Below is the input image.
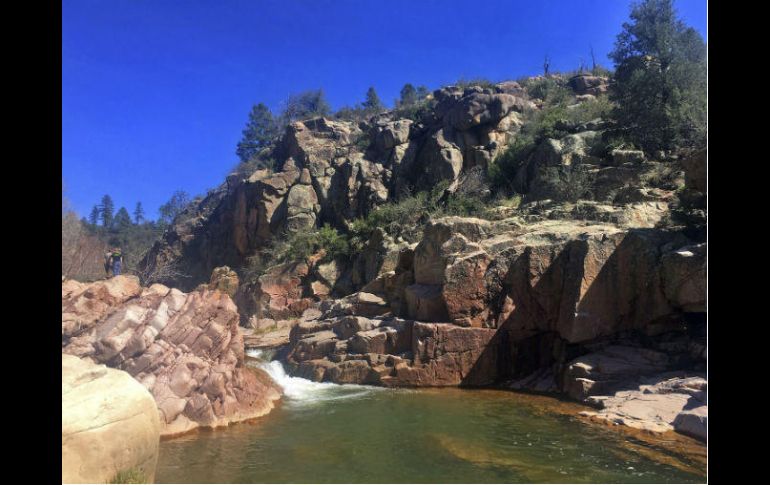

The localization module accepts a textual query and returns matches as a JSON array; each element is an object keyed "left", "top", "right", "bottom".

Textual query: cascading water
[{"left": 246, "top": 349, "right": 387, "bottom": 405}]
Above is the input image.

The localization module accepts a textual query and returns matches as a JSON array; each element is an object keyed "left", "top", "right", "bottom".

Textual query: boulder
[
  {"left": 62, "top": 354, "right": 160, "bottom": 484},
  {"left": 568, "top": 74, "right": 609, "bottom": 96},
  {"left": 62, "top": 279, "right": 282, "bottom": 436},
  {"left": 445, "top": 93, "right": 533, "bottom": 131},
  {"left": 208, "top": 266, "right": 239, "bottom": 298}
]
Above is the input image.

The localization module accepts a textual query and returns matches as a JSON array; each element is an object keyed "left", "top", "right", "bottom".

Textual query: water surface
[{"left": 156, "top": 358, "right": 706, "bottom": 483}]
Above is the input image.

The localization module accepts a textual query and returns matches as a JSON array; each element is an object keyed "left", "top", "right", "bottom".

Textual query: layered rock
[
  {"left": 62, "top": 275, "right": 281, "bottom": 436},
  {"left": 281, "top": 217, "right": 706, "bottom": 402},
  {"left": 62, "top": 354, "right": 160, "bottom": 483}
]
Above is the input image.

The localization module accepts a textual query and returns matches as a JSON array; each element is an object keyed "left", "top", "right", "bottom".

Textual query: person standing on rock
[
  {"left": 109, "top": 247, "right": 123, "bottom": 276},
  {"left": 103, "top": 250, "right": 113, "bottom": 278}
]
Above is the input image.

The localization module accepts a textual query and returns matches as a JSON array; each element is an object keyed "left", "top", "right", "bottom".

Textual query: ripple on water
[{"left": 157, "top": 360, "right": 706, "bottom": 484}]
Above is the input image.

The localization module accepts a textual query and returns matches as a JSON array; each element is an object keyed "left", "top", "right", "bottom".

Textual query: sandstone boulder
[{"left": 62, "top": 354, "right": 160, "bottom": 484}]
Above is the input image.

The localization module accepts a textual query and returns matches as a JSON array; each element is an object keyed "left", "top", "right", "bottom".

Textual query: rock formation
[
  {"left": 62, "top": 354, "right": 160, "bottom": 483},
  {"left": 130, "top": 79, "right": 706, "bottom": 440},
  {"left": 62, "top": 275, "right": 281, "bottom": 436}
]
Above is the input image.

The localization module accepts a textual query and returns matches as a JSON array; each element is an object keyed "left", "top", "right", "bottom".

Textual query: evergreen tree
[
  {"left": 609, "top": 0, "right": 706, "bottom": 152},
  {"left": 88, "top": 205, "right": 100, "bottom": 226},
  {"left": 113, "top": 207, "right": 133, "bottom": 231},
  {"left": 236, "top": 103, "right": 277, "bottom": 163},
  {"left": 416, "top": 85, "right": 430, "bottom": 100},
  {"left": 280, "top": 89, "right": 331, "bottom": 124},
  {"left": 133, "top": 202, "right": 145, "bottom": 224},
  {"left": 158, "top": 190, "right": 191, "bottom": 225},
  {"left": 399, "top": 84, "right": 418, "bottom": 107},
  {"left": 362, "top": 87, "right": 384, "bottom": 115},
  {"left": 100, "top": 195, "right": 115, "bottom": 228}
]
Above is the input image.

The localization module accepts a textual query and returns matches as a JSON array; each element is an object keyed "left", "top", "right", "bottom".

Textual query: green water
[{"left": 156, "top": 360, "right": 706, "bottom": 483}]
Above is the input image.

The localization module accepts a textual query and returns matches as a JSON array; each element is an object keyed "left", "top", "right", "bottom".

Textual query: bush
[
  {"left": 392, "top": 98, "right": 436, "bottom": 123},
  {"left": 539, "top": 166, "right": 595, "bottom": 203},
  {"left": 439, "top": 194, "right": 490, "bottom": 218},
  {"left": 563, "top": 96, "right": 614, "bottom": 126},
  {"left": 110, "top": 469, "right": 145, "bottom": 484},
  {"left": 280, "top": 224, "right": 350, "bottom": 264},
  {"left": 231, "top": 156, "right": 275, "bottom": 178},
  {"left": 488, "top": 135, "right": 537, "bottom": 193},
  {"left": 523, "top": 77, "right": 572, "bottom": 106},
  {"left": 455, "top": 77, "right": 496, "bottom": 89}
]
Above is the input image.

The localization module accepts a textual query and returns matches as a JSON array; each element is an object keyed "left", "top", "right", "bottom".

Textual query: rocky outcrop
[
  {"left": 62, "top": 275, "right": 281, "bottom": 436},
  {"left": 209, "top": 265, "right": 239, "bottom": 297},
  {"left": 281, "top": 217, "right": 706, "bottom": 402},
  {"left": 568, "top": 74, "right": 609, "bottom": 96},
  {"left": 577, "top": 370, "right": 707, "bottom": 442},
  {"left": 62, "top": 354, "right": 160, "bottom": 484},
  {"left": 139, "top": 84, "right": 534, "bottom": 296}
]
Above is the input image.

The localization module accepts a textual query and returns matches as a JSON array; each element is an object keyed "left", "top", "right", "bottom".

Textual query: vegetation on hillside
[{"left": 609, "top": 0, "right": 707, "bottom": 152}]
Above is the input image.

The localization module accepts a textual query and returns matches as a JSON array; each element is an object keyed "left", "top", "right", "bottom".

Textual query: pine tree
[
  {"left": 416, "top": 85, "right": 430, "bottom": 100},
  {"left": 113, "top": 207, "right": 133, "bottom": 231},
  {"left": 236, "top": 103, "right": 277, "bottom": 163},
  {"left": 280, "top": 89, "right": 331, "bottom": 124},
  {"left": 158, "top": 190, "right": 191, "bottom": 225},
  {"left": 100, "top": 195, "right": 115, "bottom": 228},
  {"left": 609, "top": 0, "right": 706, "bottom": 152},
  {"left": 88, "top": 205, "right": 100, "bottom": 226},
  {"left": 133, "top": 202, "right": 145, "bottom": 224},
  {"left": 399, "top": 84, "right": 418, "bottom": 107},
  {"left": 362, "top": 87, "right": 384, "bottom": 115}
]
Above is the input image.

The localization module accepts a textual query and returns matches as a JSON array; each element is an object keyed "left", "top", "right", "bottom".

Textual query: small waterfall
[{"left": 254, "top": 357, "right": 385, "bottom": 404}]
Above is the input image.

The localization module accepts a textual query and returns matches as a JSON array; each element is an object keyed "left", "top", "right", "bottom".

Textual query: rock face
[
  {"left": 139, "top": 84, "right": 533, "bottom": 296},
  {"left": 62, "top": 275, "right": 281, "bottom": 436},
  {"left": 62, "top": 354, "right": 160, "bottom": 484},
  {"left": 282, "top": 217, "right": 706, "bottom": 400},
  {"left": 129, "top": 78, "right": 706, "bottom": 440}
]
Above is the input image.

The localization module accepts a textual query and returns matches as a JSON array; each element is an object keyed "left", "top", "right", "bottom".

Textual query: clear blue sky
[{"left": 62, "top": 0, "right": 706, "bottom": 221}]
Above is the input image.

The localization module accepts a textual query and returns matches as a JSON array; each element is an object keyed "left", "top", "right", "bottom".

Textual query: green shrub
[
  {"left": 488, "top": 135, "right": 537, "bottom": 193},
  {"left": 440, "top": 194, "right": 489, "bottom": 217},
  {"left": 279, "top": 224, "right": 350, "bottom": 264},
  {"left": 563, "top": 96, "right": 614, "bottom": 126},
  {"left": 455, "top": 77, "right": 496, "bottom": 89},
  {"left": 524, "top": 77, "right": 572, "bottom": 106},
  {"left": 110, "top": 469, "right": 145, "bottom": 484},
  {"left": 392, "top": 98, "right": 436, "bottom": 123}
]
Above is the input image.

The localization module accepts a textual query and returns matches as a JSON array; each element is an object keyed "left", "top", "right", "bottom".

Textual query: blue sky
[{"left": 62, "top": 0, "right": 707, "bottom": 221}]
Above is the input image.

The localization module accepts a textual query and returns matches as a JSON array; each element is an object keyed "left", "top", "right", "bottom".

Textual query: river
[{"left": 156, "top": 352, "right": 706, "bottom": 483}]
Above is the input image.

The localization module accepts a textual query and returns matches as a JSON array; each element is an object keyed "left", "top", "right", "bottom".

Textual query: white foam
[
  {"left": 257, "top": 360, "right": 384, "bottom": 404},
  {"left": 245, "top": 348, "right": 266, "bottom": 359}
]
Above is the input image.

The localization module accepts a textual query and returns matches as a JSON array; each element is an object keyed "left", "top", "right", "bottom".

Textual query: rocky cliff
[{"left": 136, "top": 75, "right": 705, "bottom": 439}]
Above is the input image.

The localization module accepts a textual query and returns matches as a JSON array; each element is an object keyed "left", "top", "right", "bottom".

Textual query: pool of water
[{"left": 156, "top": 358, "right": 706, "bottom": 483}]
